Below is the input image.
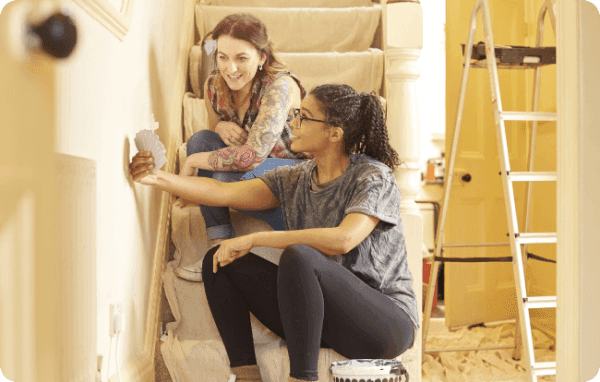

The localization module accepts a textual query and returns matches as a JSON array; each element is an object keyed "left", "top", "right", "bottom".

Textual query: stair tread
[
  {"left": 280, "top": 50, "right": 383, "bottom": 57},
  {"left": 279, "top": 50, "right": 385, "bottom": 95},
  {"left": 197, "top": 4, "right": 381, "bottom": 53},
  {"left": 202, "top": 0, "right": 374, "bottom": 8},
  {"left": 190, "top": 47, "right": 385, "bottom": 97}
]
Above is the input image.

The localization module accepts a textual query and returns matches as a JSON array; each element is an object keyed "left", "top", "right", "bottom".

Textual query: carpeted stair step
[
  {"left": 196, "top": 5, "right": 381, "bottom": 53},
  {"left": 201, "top": 0, "right": 374, "bottom": 8},
  {"left": 189, "top": 45, "right": 384, "bottom": 97},
  {"left": 161, "top": 336, "right": 349, "bottom": 382},
  {"left": 279, "top": 50, "right": 384, "bottom": 94}
]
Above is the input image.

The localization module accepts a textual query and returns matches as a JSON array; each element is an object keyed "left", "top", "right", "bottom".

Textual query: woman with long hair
[
  {"left": 177, "top": 13, "right": 311, "bottom": 281},
  {"left": 130, "top": 84, "right": 418, "bottom": 382}
]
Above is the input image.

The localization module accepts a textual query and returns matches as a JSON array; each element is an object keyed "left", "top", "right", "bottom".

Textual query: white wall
[
  {"left": 417, "top": 0, "right": 446, "bottom": 172},
  {"left": 54, "top": 0, "right": 192, "bottom": 377}
]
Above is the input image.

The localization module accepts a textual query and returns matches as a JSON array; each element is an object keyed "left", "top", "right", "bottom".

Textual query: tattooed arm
[{"left": 181, "top": 76, "right": 300, "bottom": 174}]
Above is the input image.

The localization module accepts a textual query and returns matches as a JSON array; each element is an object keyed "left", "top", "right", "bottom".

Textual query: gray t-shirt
[{"left": 259, "top": 154, "right": 419, "bottom": 329}]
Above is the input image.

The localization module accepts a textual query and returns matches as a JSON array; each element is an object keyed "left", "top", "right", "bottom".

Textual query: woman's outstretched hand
[
  {"left": 213, "top": 234, "right": 254, "bottom": 273},
  {"left": 129, "top": 151, "right": 157, "bottom": 185},
  {"left": 215, "top": 121, "right": 248, "bottom": 147}
]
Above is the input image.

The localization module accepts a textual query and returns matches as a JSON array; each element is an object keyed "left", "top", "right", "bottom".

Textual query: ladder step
[
  {"left": 507, "top": 171, "right": 557, "bottom": 182},
  {"left": 443, "top": 242, "right": 509, "bottom": 248},
  {"left": 500, "top": 111, "right": 557, "bottom": 121},
  {"left": 469, "top": 60, "right": 554, "bottom": 69},
  {"left": 515, "top": 232, "right": 557, "bottom": 244},
  {"left": 524, "top": 296, "right": 557, "bottom": 309},
  {"left": 532, "top": 361, "right": 557, "bottom": 376}
]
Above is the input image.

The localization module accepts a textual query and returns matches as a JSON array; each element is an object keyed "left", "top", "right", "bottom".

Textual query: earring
[{"left": 258, "top": 64, "right": 263, "bottom": 71}]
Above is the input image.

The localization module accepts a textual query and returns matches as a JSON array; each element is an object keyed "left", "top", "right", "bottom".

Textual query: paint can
[{"left": 329, "top": 359, "right": 408, "bottom": 382}]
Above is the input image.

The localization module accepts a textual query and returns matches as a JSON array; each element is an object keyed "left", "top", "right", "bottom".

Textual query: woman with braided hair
[{"left": 129, "top": 83, "right": 418, "bottom": 382}]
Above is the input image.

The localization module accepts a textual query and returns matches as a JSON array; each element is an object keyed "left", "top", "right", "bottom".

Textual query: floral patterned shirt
[{"left": 207, "top": 71, "right": 312, "bottom": 160}]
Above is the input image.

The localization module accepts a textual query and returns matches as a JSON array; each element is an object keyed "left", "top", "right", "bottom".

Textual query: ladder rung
[
  {"left": 532, "top": 361, "right": 557, "bottom": 376},
  {"left": 442, "top": 242, "right": 509, "bottom": 248},
  {"left": 515, "top": 232, "right": 557, "bottom": 244},
  {"left": 524, "top": 296, "right": 557, "bottom": 309},
  {"left": 469, "top": 60, "right": 554, "bottom": 69},
  {"left": 507, "top": 171, "right": 557, "bottom": 182},
  {"left": 500, "top": 111, "right": 557, "bottom": 121}
]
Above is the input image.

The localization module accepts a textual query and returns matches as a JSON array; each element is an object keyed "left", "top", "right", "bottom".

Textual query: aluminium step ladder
[{"left": 421, "top": 0, "right": 557, "bottom": 381}]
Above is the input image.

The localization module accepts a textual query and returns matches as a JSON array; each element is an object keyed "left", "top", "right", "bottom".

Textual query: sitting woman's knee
[
  {"left": 279, "top": 244, "right": 319, "bottom": 271},
  {"left": 201, "top": 246, "right": 219, "bottom": 280},
  {"left": 187, "top": 130, "right": 219, "bottom": 156}
]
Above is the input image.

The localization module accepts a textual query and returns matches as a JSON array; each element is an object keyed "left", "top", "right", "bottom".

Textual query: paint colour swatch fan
[{"left": 134, "top": 129, "right": 167, "bottom": 174}]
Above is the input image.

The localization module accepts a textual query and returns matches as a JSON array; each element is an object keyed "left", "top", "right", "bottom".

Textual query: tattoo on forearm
[
  {"left": 247, "top": 78, "right": 293, "bottom": 158},
  {"left": 208, "top": 145, "right": 263, "bottom": 171},
  {"left": 207, "top": 77, "right": 295, "bottom": 171}
]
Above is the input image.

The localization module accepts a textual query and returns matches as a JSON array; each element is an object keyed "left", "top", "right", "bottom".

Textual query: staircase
[{"left": 161, "top": 1, "right": 424, "bottom": 381}]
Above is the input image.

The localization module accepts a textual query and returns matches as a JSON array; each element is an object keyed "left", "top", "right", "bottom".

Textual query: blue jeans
[{"left": 186, "top": 130, "right": 303, "bottom": 241}]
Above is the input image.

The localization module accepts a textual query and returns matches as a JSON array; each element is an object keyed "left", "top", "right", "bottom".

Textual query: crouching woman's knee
[{"left": 187, "top": 130, "right": 221, "bottom": 156}]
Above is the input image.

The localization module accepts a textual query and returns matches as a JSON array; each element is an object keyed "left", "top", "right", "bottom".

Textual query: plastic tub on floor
[{"left": 329, "top": 359, "right": 408, "bottom": 382}]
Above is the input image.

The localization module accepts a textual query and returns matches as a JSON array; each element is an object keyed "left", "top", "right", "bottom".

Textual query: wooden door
[
  {"left": 444, "top": 0, "right": 531, "bottom": 328},
  {"left": 0, "top": 1, "right": 61, "bottom": 380}
]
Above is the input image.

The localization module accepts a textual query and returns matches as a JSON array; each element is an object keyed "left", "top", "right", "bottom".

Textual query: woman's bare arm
[
  {"left": 155, "top": 172, "right": 279, "bottom": 210},
  {"left": 186, "top": 76, "right": 301, "bottom": 172},
  {"left": 212, "top": 213, "right": 381, "bottom": 271},
  {"left": 250, "top": 213, "right": 380, "bottom": 255},
  {"left": 130, "top": 153, "right": 280, "bottom": 210}
]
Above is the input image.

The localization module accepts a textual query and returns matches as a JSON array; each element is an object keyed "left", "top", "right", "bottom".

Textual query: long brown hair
[{"left": 203, "top": 13, "right": 287, "bottom": 88}]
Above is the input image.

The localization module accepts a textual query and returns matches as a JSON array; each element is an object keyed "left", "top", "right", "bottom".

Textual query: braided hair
[{"left": 309, "top": 84, "right": 400, "bottom": 171}]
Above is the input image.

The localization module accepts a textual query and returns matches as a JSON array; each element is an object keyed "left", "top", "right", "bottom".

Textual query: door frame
[{"left": 556, "top": 0, "right": 583, "bottom": 380}]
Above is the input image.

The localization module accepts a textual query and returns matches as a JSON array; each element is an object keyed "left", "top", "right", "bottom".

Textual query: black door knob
[
  {"left": 30, "top": 12, "right": 77, "bottom": 59},
  {"left": 462, "top": 173, "right": 472, "bottom": 182}
]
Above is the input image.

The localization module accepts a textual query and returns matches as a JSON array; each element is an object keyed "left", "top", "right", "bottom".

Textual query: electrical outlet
[
  {"left": 96, "top": 354, "right": 103, "bottom": 382},
  {"left": 109, "top": 302, "right": 123, "bottom": 337}
]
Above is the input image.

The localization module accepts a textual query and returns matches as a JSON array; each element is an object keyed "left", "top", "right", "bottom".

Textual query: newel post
[
  {"left": 384, "top": 1, "right": 423, "bottom": 380},
  {"left": 385, "top": 0, "right": 423, "bottom": 216}
]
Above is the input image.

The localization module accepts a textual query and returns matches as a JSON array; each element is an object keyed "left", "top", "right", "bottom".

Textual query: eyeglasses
[{"left": 288, "top": 108, "right": 328, "bottom": 127}]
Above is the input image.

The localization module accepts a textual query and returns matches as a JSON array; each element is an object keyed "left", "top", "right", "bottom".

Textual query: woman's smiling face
[{"left": 216, "top": 35, "right": 264, "bottom": 93}]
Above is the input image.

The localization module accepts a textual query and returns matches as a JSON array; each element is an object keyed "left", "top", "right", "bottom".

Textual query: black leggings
[{"left": 202, "top": 244, "right": 414, "bottom": 381}]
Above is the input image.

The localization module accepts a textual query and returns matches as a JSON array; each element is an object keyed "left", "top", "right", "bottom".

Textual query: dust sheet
[
  {"left": 423, "top": 323, "right": 555, "bottom": 382},
  {"left": 160, "top": 201, "right": 350, "bottom": 382}
]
